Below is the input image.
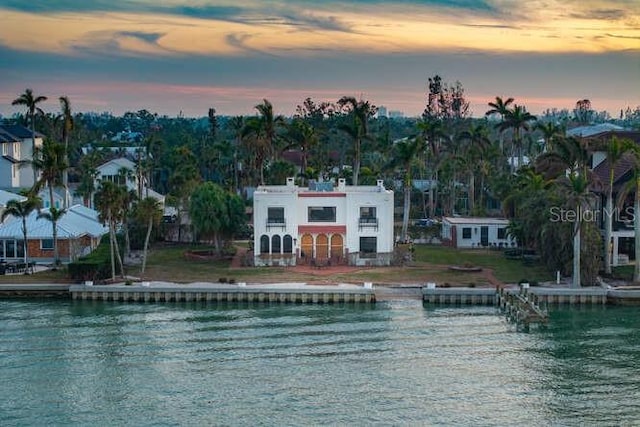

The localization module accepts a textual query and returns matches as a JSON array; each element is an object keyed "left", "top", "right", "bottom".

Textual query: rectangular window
[
  {"left": 267, "top": 207, "right": 285, "bottom": 223},
  {"left": 14, "top": 142, "right": 20, "bottom": 159},
  {"left": 360, "top": 206, "right": 376, "bottom": 218},
  {"left": 462, "top": 227, "right": 472, "bottom": 239},
  {"left": 308, "top": 206, "right": 336, "bottom": 222},
  {"left": 41, "top": 239, "right": 54, "bottom": 250},
  {"left": 360, "top": 237, "right": 377, "bottom": 254},
  {"left": 497, "top": 228, "right": 506, "bottom": 239},
  {"left": 2, "top": 144, "right": 7, "bottom": 155}
]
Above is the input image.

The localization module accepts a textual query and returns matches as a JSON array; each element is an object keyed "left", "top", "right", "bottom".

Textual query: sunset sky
[{"left": 1, "top": 0, "right": 638, "bottom": 118}]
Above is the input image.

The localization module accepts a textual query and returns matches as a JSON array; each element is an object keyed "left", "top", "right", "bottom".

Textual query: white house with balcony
[
  {"left": 253, "top": 177, "right": 394, "bottom": 267},
  {"left": 0, "top": 124, "right": 43, "bottom": 190}
]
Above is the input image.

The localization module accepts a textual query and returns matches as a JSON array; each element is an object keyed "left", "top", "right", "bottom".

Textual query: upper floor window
[
  {"left": 2, "top": 144, "right": 7, "bottom": 155},
  {"left": 308, "top": 206, "right": 336, "bottom": 222},
  {"left": 13, "top": 143, "right": 20, "bottom": 158},
  {"left": 360, "top": 206, "right": 376, "bottom": 219},
  {"left": 267, "top": 207, "right": 285, "bottom": 224}
]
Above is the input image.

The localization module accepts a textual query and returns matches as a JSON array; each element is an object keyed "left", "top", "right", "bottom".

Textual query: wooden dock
[{"left": 497, "top": 286, "right": 548, "bottom": 330}]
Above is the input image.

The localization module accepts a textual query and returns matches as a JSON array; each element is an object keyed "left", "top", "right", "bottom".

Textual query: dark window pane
[{"left": 308, "top": 207, "right": 336, "bottom": 222}]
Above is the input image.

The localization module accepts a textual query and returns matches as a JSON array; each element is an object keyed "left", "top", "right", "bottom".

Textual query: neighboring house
[
  {"left": 95, "top": 157, "right": 165, "bottom": 204},
  {"left": 0, "top": 189, "right": 26, "bottom": 221},
  {"left": 0, "top": 124, "right": 43, "bottom": 190},
  {"left": 441, "top": 217, "right": 515, "bottom": 249},
  {"left": 253, "top": 177, "right": 394, "bottom": 267},
  {"left": 0, "top": 204, "right": 108, "bottom": 263},
  {"left": 586, "top": 129, "right": 640, "bottom": 267}
]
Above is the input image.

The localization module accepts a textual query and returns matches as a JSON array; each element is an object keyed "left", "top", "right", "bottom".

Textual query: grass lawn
[
  {"left": 413, "top": 245, "right": 554, "bottom": 284},
  {"left": 0, "top": 243, "right": 555, "bottom": 286}
]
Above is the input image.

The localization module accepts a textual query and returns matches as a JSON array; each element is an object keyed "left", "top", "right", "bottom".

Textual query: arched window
[
  {"left": 283, "top": 235, "right": 293, "bottom": 253},
  {"left": 260, "top": 235, "right": 269, "bottom": 254},
  {"left": 271, "top": 235, "right": 281, "bottom": 254}
]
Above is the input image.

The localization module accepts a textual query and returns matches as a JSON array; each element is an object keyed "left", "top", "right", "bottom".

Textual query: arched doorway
[
  {"left": 301, "top": 234, "right": 313, "bottom": 259},
  {"left": 316, "top": 234, "right": 329, "bottom": 260},
  {"left": 330, "top": 234, "right": 344, "bottom": 260},
  {"left": 260, "top": 235, "right": 269, "bottom": 254},
  {"left": 271, "top": 235, "right": 281, "bottom": 254},
  {"left": 283, "top": 235, "right": 293, "bottom": 254}
]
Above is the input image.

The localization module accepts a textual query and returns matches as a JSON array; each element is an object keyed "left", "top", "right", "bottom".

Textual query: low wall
[{"left": 69, "top": 283, "right": 375, "bottom": 304}]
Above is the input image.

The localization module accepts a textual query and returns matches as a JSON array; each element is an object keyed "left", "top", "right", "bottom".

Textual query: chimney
[
  {"left": 286, "top": 177, "right": 295, "bottom": 187},
  {"left": 338, "top": 178, "right": 346, "bottom": 191}
]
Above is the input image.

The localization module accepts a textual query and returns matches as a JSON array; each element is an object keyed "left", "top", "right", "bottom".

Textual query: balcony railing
[
  {"left": 358, "top": 217, "right": 378, "bottom": 231},
  {"left": 266, "top": 218, "right": 286, "bottom": 230}
]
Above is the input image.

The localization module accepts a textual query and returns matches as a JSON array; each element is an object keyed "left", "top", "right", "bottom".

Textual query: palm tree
[
  {"left": 417, "top": 119, "right": 446, "bottom": 217},
  {"left": 500, "top": 105, "right": 536, "bottom": 171},
  {"left": 37, "top": 207, "right": 66, "bottom": 267},
  {"left": 59, "top": 96, "right": 74, "bottom": 208},
  {"left": 558, "top": 172, "right": 592, "bottom": 288},
  {"left": 1, "top": 197, "right": 41, "bottom": 271},
  {"left": 228, "top": 116, "right": 244, "bottom": 193},
  {"left": 254, "top": 99, "right": 285, "bottom": 175},
  {"left": 28, "top": 140, "right": 68, "bottom": 264},
  {"left": 460, "top": 123, "right": 491, "bottom": 213},
  {"left": 337, "top": 96, "right": 377, "bottom": 186},
  {"left": 12, "top": 89, "right": 47, "bottom": 184},
  {"left": 75, "top": 150, "right": 102, "bottom": 208},
  {"left": 389, "top": 137, "right": 423, "bottom": 242},
  {"left": 536, "top": 121, "right": 563, "bottom": 153},
  {"left": 601, "top": 136, "right": 628, "bottom": 275},
  {"left": 284, "top": 119, "right": 319, "bottom": 186},
  {"left": 95, "top": 181, "right": 127, "bottom": 280},
  {"left": 29, "top": 139, "right": 68, "bottom": 209},
  {"left": 486, "top": 96, "right": 514, "bottom": 155},
  {"left": 134, "top": 197, "right": 162, "bottom": 274}
]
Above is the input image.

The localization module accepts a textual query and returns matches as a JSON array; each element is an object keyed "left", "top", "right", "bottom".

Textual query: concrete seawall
[
  {"left": 68, "top": 282, "right": 375, "bottom": 304},
  {"left": 423, "top": 286, "right": 610, "bottom": 305}
]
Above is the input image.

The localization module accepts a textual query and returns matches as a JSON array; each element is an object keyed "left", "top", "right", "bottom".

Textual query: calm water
[{"left": 1, "top": 299, "right": 640, "bottom": 426}]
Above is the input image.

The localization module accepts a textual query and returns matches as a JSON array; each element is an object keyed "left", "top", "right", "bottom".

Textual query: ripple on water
[{"left": 1, "top": 301, "right": 640, "bottom": 426}]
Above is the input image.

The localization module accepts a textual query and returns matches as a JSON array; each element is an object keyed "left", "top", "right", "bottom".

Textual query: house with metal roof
[
  {"left": 0, "top": 204, "right": 108, "bottom": 263},
  {"left": 0, "top": 124, "right": 43, "bottom": 190}
]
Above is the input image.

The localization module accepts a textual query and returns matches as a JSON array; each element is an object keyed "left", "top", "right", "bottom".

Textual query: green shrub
[{"left": 68, "top": 241, "right": 112, "bottom": 282}]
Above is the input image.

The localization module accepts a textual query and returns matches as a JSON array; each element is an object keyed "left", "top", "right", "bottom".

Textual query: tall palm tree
[
  {"left": 486, "top": 96, "right": 514, "bottom": 155},
  {"left": 601, "top": 136, "right": 628, "bottom": 275},
  {"left": 12, "top": 89, "right": 48, "bottom": 185},
  {"left": 228, "top": 116, "right": 244, "bottom": 193},
  {"left": 417, "top": 119, "right": 446, "bottom": 217},
  {"left": 460, "top": 123, "right": 491, "bottom": 213},
  {"left": 536, "top": 121, "right": 563, "bottom": 153},
  {"left": 558, "top": 172, "right": 592, "bottom": 288},
  {"left": 1, "top": 197, "right": 41, "bottom": 270},
  {"left": 59, "top": 96, "right": 73, "bottom": 208},
  {"left": 389, "top": 137, "right": 423, "bottom": 242},
  {"left": 134, "top": 197, "right": 162, "bottom": 274},
  {"left": 37, "top": 207, "right": 66, "bottom": 266},
  {"left": 28, "top": 140, "right": 68, "bottom": 264},
  {"left": 95, "top": 181, "right": 127, "bottom": 280},
  {"left": 284, "top": 119, "right": 319, "bottom": 186},
  {"left": 255, "top": 99, "right": 285, "bottom": 164},
  {"left": 337, "top": 96, "right": 377, "bottom": 186},
  {"left": 500, "top": 105, "right": 537, "bottom": 171}
]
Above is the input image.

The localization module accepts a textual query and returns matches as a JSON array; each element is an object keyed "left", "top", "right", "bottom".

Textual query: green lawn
[
  {"left": 0, "top": 243, "right": 555, "bottom": 286},
  {"left": 413, "top": 245, "right": 554, "bottom": 283}
]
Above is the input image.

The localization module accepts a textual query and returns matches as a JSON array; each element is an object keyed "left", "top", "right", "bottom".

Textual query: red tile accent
[{"left": 298, "top": 193, "right": 346, "bottom": 197}]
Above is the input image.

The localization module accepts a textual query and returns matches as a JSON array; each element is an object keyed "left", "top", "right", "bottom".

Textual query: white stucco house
[
  {"left": 441, "top": 217, "right": 516, "bottom": 249},
  {"left": 95, "top": 157, "right": 164, "bottom": 203},
  {"left": 253, "top": 177, "right": 394, "bottom": 267},
  {"left": 0, "top": 124, "right": 43, "bottom": 190}
]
